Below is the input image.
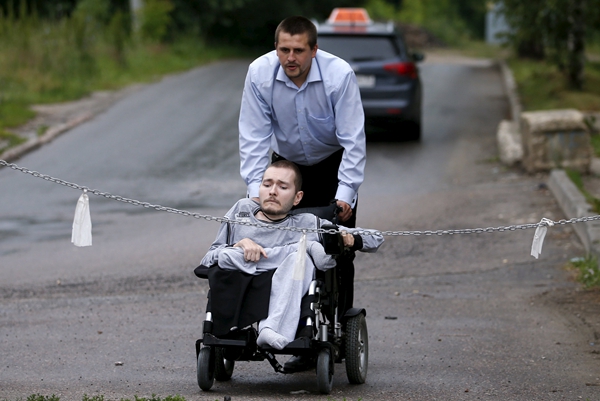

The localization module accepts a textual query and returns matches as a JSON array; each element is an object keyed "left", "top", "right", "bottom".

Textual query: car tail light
[{"left": 383, "top": 62, "right": 417, "bottom": 79}]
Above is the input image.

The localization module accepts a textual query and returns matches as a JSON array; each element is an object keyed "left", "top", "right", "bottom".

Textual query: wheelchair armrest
[
  {"left": 194, "top": 264, "right": 212, "bottom": 279},
  {"left": 320, "top": 223, "right": 344, "bottom": 256}
]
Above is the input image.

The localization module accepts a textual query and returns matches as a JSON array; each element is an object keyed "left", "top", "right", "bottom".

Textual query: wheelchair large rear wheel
[
  {"left": 345, "top": 313, "right": 368, "bottom": 384},
  {"left": 214, "top": 347, "right": 235, "bottom": 381},
  {"left": 316, "top": 348, "right": 334, "bottom": 394},
  {"left": 197, "top": 346, "right": 215, "bottom": 391}
]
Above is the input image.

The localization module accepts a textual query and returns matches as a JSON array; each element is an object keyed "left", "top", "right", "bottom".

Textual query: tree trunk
[
  {"left": 517, "top": 37, "right": 545, "bottom": 60},
  {"left": 568, "top": 0, "right": 585, "bottom": 90}
]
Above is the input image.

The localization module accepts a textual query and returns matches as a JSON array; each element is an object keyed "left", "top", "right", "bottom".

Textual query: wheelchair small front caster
[
  {"left": 197, "top": 346, "right": 215, "bottom": 391},
  {"left": 316, "top": 348, "right": 334, "bottom": 394}
]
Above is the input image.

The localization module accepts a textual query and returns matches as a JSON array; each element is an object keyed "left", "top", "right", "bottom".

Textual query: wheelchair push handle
[
  {"left": 320, "top": 222, "right": 344, "bottom": 256},
  {"left": 332, "top": 204, "right": 343, "bottom": 225},
  {"left": 319, "top": 203, "right": 345, "bottom": 255}
]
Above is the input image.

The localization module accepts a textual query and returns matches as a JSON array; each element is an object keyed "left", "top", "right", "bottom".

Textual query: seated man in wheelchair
[{"left": 199, "top": 160, "right": 384, "bottom": 351}]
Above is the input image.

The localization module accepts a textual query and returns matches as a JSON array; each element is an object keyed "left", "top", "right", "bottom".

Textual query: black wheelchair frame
[{"left": 194, "top": 204, "right": 369, "bottom": 394}]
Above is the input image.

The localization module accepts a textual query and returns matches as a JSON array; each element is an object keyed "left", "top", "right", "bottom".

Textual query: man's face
[
  {"left": 259, "top": 166, "right": 303, "bottom": 218},
  {"left": 275, "top": 31, "right": 317, "bottom": 87}
]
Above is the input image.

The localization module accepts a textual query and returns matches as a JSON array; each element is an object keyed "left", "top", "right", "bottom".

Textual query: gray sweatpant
[{"left": 218, "top": 243, "right": 315, "bottom": 344}]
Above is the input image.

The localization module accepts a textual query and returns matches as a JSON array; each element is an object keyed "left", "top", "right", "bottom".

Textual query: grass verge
[
  {"left": 0, "top": 9, "right": 251, "bottom": 155},
  {"left": 447, "top": 40, "right": 600, "bottom": 113},
  {"left": 0, "top": 37, "right": 242, "bottom": 128},
  {"left": 568, "top": 255, "right": 600, "bottom": 289},
  {"left": 0, "top": 129, "right": 27, "bottom": 154},
  {"left": 508, "top": 57, "right": 600, "bottom": 112},
  {"left": 565, "top": 169, "right": 600, "bottom": 213}
]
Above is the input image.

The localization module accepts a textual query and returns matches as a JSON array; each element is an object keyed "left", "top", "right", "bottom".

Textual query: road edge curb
[
  {"left": 547, "top": 169, "right": 600, "bottom": 257},
  {"left": 498, "top": 58, "right": 600, "bottom": 258}
]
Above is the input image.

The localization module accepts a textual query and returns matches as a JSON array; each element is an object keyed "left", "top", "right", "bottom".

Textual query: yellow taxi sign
[{"left": 327, "top": 8, "right": 372, "bottom": 26}]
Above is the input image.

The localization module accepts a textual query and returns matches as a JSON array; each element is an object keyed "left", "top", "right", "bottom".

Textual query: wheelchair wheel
[
  {"left": 345, "top": 313, "right": 368, "bottom": 384},
  {"left": 197, "top": 346, "right": 215, "bottom": 391},
  {"left": 316, "top": 348, "right": 334, "bottom": 394},
  {"left": 214, "top": 347, "right": 235, "bottom": 381}
]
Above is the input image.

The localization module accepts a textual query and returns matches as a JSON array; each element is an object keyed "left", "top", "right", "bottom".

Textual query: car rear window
[{"left": 317, "top": 35, "right": 400, "bottom": 62}]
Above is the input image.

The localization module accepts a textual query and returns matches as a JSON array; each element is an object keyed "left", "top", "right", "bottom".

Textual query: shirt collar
[{"left": 275, "top": 57, "right": 322, "bottom": 90}]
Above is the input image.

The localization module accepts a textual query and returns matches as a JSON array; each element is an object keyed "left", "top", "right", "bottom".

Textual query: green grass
[
  {"left": 508, "top": 57, "right": 600, "bottom": 112},
  {"left": 565, "top": 169, "right": 600, "bottom": 213},
  {"left": 0, "top": 12, "right": 250, "bottom": 154},
  {"left": 0, "top": 129, "right": 27, "bottom": 154},
  {"left": 440, "top": 39, "right": 600, "bottom": 113},
  {"left": 569, "top": 254, "right": 600, "bottom": 289},
  {"left": 591, "top": 132, "right": 600, "bottom": 157}
]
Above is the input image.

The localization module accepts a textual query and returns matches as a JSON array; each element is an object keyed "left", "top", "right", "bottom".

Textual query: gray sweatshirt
[{"left": 200, "top": 198, "right": 384, "bottom": 273}]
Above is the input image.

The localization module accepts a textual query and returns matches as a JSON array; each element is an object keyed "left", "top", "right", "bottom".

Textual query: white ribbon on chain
[
  {"left": 292, "top": 231, "right": 307, "bottom": 281},
  {"left": 72, "top": 190, "right": 92, "bottom": 247},
  {"left": 531, "top": 218, "right": 555, "bottom": 259}
]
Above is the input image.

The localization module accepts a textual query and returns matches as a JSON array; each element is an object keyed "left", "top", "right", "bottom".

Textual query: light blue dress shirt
[{"left": 238, "top": 49, "right": 366, "bottom": 207}]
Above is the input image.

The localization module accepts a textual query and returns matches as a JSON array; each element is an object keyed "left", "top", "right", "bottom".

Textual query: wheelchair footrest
[
  {"left": 285, "top": 337, "right": 313, "bottom": 349},
  {"left": 259, "top": 336, "right": 313, "bottom": 354},
  {"left": 202, "top": 333, "right": 247, "bottom": 347}
]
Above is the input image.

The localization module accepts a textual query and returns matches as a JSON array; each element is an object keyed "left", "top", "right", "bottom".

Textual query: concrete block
[
  {"left": 590, "top": 158, "right": 600, "bottom": 176},
  {"left": 497, "top": 119, "right": 523, "bottom": 165},
  {"left": 521, "top": 109, "right": 591, "bottom": 173}
]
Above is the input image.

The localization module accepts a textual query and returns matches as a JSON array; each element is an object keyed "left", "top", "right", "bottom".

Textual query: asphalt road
[{"left": 1, "top": 55, "right": 599, "bottom": 400}]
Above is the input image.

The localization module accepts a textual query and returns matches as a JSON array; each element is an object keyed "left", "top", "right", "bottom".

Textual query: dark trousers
[{"left": 272, "top": 149, "right": 357, "bottom": 312}]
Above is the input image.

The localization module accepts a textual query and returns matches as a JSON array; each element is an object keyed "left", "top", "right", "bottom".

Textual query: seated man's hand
[
  {"left": 341, "top": 231, "right": 354, "bottom": 248},
  {"left": 234, "top": 238, "right": 267, "bottom": 262},
  {"left": 336, "top": 200, "right": 353, "bottom": 222}
]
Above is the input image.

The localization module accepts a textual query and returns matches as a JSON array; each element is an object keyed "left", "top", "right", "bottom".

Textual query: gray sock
[{"left": 257, "top": 328, "right": 290, "bottom": 350}]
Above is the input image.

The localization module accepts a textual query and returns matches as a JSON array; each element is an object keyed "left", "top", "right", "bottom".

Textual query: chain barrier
[{"left": 3, "top": 159, "right": 600, "bottom": 238}]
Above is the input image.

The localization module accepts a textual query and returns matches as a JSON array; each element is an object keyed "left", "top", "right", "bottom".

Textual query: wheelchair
[{"left": 193, "top": 204, "right": 369, "bottom": 394}]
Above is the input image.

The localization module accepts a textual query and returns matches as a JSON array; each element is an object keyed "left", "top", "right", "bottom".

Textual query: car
[{"left": 315, "top": 8, "right": 424, "bottom": 141}]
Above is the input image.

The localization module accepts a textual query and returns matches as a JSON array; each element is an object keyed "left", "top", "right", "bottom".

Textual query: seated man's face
[{"left": 259, "top": 166, "right": 303, "bottom": 218}]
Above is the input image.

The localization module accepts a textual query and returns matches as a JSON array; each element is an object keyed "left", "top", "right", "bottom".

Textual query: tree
[
  {"left": 500, "top": 0, "right": 597, "bottom": 90},
  {"left": 171, "top": 0, "right": 365, "bottom": 49}
]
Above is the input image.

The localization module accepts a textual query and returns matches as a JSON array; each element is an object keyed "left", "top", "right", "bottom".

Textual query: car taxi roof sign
[{"left": 327, "top": 8, "right": 372, "bottom": 26}]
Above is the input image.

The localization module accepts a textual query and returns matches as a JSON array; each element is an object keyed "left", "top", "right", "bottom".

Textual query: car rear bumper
[{"left": 362, "top": 98, "right": 419, "bottom": 120}]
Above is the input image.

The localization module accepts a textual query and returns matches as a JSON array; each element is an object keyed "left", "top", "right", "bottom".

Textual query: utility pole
[{"left": 130, "top": 0, "right": 143, "bottom": 31}]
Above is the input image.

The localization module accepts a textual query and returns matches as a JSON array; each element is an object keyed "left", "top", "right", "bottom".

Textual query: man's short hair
[
  {"left": 269, "top": 160, "right": 303, "bottom": 192},
  {"left": 274, "top": 16, "right": 317, "bottom": 50}
]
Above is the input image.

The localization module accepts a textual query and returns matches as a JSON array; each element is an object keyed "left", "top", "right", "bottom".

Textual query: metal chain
[{"left": 3, "top": 159, "right": 600, "bottom": 236}]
